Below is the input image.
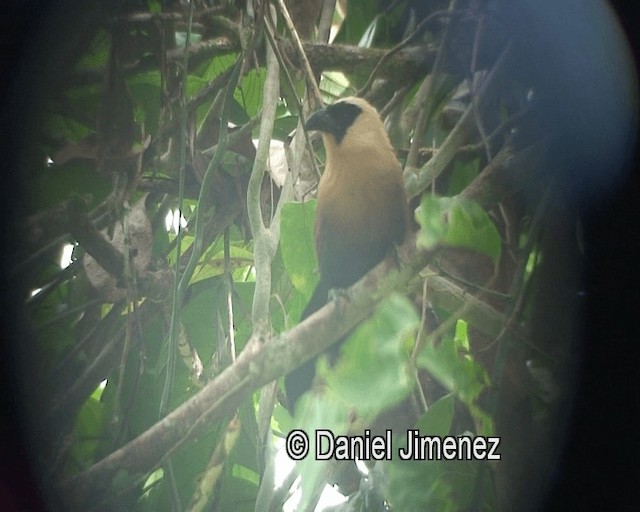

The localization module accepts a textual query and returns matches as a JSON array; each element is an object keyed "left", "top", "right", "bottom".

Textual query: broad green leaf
[
  {"left": 218, "top": 472, "right": 259, "bottom": 512},
  {"left": 235, "top": 68, "right": 266, "bottom": 119},
  {"left": 128, "top": 71, "right": 162, "bottom": 134},
  {"left": 415, "top": 194, "right": 448, "bottom": 249},
  {"left": 323, "top": 295, "right": 418, "bottom": 418},
  {"left": 293, "top": 296, "right": 418, "bottom": 510},
  {"left": 447, "top": 198, "right": 501, "bottom": 264},
  {"left": 200, "top": 54, "right": 237, "bottom": 82},
  {"left": 416, "top": 195, "right": 502, "bottom": 264},
  {"left": 189, "top": 245, "right": 254, "bottom": 285},
  {"left": 75, "top": 30, "right": 110, "bottom": 71},
  {"left": 67, "top": 392, "right": 107, "bottom": 472},
  {"left": 320, "top": 71, "right": 351, "bottom": 100},
  {"left": 334, "top": 0, "right": 381, "bottom": 44},
  {"left": 417, "top": 334, "right": 490, "bottom": 406},
  {"left": 280, "top": 201, "right": 318, "bottom": 299},
  {"left": 416, "top": 393, "right": 455, "bottom": 437}
]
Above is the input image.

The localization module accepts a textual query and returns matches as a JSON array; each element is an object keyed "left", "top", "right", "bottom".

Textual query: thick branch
[
  {"left": 70, "top": 210, "right": 125, "bottom": 278},
  {"left": 71, "top": 41, "right": 437, "bottom": 88},
  {"left": 294, "top": 42, "right": 436, "bottom": 83},
  {"left": 460, "top": 143, "right": 543, "bottom": 209},
  {"left": 426, "top": 274, "right": 528, "bottom": 344}
]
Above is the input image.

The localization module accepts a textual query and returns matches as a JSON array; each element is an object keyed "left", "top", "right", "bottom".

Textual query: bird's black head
[{"left": 305, "top": 101, "right": 363, "bottom": 144}]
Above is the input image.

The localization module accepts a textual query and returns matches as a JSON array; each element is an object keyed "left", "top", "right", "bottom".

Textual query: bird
[{"left": 285, "top": 96, "right": 411, "bottom": 409}]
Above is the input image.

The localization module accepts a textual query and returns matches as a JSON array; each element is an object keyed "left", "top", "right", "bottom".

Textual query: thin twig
[
  {"left": 317, "top": 0, "right": 337, "bottom": 44},
  {"left": 263, "top": 13, "right": 320, "bottom": 182},
  {"left": 405, "top": 0, "right": 460, "bottom": 171},
  {"left": 162, "top": 0, "right": 196, "bottom": 418},
  {"left": 406, "top": 40, "right": 513, "bottom": 198},
  {"left": 359, "top": 8, "right": 462, "bottom": 96},
  {"left": 275, "top": 0, "right": 322, "bottom": 106}
]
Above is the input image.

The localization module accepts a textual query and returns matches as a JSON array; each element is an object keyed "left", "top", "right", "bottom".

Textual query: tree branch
[
  {"left": 247, "top": 6, "right": 280, "bottom": 327},
  {"left": 71, "top": 40, "right": 437, "bottom": 88},
  {"left": 460, "top": 142, "right": 544, "bottom": 210}
]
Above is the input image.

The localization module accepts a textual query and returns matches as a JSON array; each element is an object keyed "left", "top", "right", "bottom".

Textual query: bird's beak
[{"left": 305, "top": 108, "right": 336, "bottom": 134}]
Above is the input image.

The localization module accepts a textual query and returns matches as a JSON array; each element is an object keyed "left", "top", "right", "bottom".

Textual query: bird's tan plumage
[{"left": 285, "top": 96, "right": 410, "bottom": 408}]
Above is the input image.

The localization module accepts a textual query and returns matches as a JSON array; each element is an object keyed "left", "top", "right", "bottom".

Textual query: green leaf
[
  {"left": 447, "top": 198, "right": 501, "bottom": 264},
  {"left": 293, "top": 296, "right": 418, "bottom": 510},
  {"left": 292, "top": 296, "right": 418, "bottom": 429},
  {"left": 358, "top": 16, "right": 379, "bottom": 48},
  {"left": 235, "top": 67, "right": 266, "bottom": 119},
  {"left": 128, "top": 71, "right": 162, "bottom": 135},
  {"left": 280, "top": 201, "right": 318, "bottom": 299},
  {"left": 455, "top": 319, "right": 470, "bottom": 351},
  {"left": 272, "top": 113, "right": 300, "bottom": 140},
  {"left": 416, "top": 195, "right": 502, "bottom": 264},
  {"left": 75, "top": 30, "right": 110, "bottom": 71},
  {"left": 189, "top": 244, "right": 254, "bottom": 285},
  {"left": 232, "top": 464, "right": 260, "bottom": 487},
  {"left": 334, "top": 0, "right": 381, "bottom": 45},
  {"left": 416, "top": 393, "right": 455, "bottom": 437},
  {"left": 67, "top": 390, "right": 107, "bottom": 472},
  {"left": 416, "top": 334, "right": 490, "bottom": 406},
  {"left": 323, "top": 295, "right": 418, "bottom": 418},
  {"left": 319, "top": 71, "right": 352, "bottom": 100},
  {"left": 415, "top": 194, "right": 449, "bottom": 249}
]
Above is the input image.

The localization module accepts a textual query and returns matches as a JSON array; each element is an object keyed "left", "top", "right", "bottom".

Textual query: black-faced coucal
[{"left": 285, "top": 97, "right": 410, "bottom": 408}]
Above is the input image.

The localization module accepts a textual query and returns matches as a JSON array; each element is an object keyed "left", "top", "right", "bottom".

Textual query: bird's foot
[{"left": 328, "top": 287, "right": 350, "bottom": 305}]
